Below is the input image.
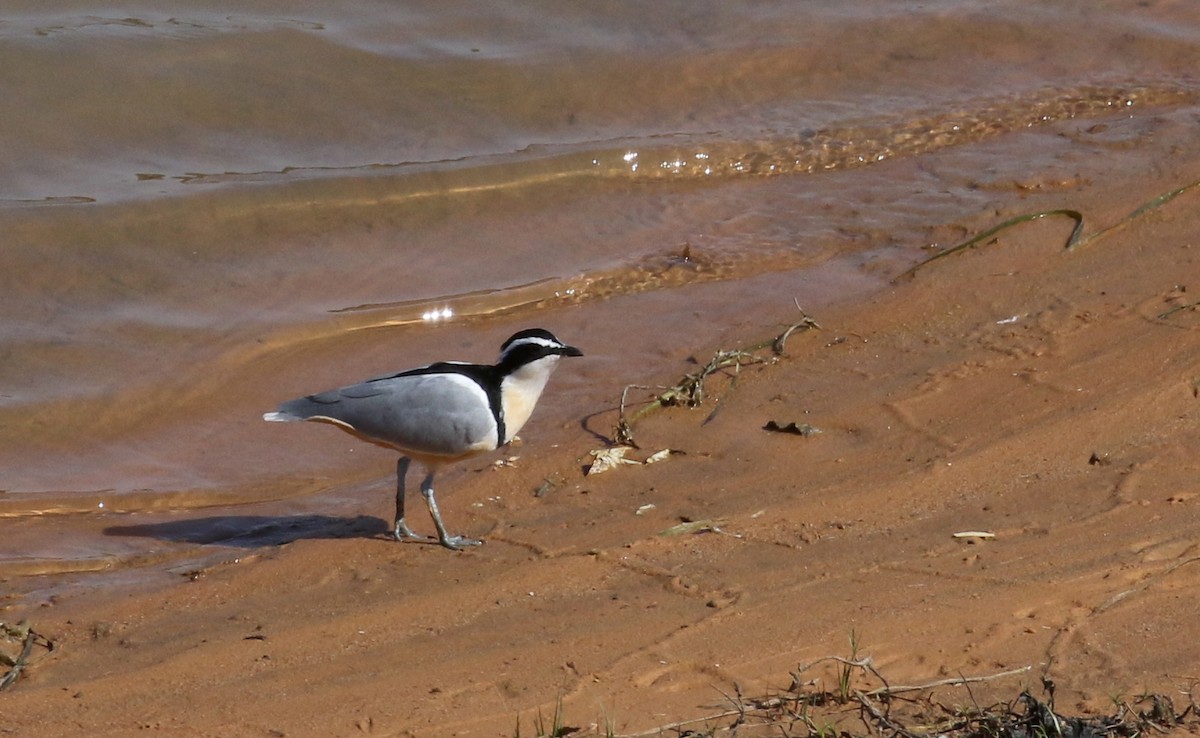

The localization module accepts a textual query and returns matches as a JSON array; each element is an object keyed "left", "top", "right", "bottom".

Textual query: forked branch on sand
[
  {"left": 613, "top": 308, "right": 821, "bottom": 447},
  {"left": 0, "top": 621, "right": 54, "bottom": 692}
]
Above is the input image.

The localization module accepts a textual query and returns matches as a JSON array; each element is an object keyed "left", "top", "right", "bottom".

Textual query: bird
[{"left": 264, "top": 328, "right": 582, "bottom": 549}]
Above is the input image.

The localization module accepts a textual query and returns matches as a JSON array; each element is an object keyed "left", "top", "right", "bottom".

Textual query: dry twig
[
  {"left": 613, "top": 309, "right": 821, "bottom": 447},
  {"left": 0, "top": 620, "right": 54, "bottom": 692}
]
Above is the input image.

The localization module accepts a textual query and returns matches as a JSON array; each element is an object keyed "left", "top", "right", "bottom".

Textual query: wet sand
[
  {"left": 5, "top": 2, "right": 1200, "bottom": 735},
  {"left": 3, "top": 179, "right": 1198, "bottom": 735}
]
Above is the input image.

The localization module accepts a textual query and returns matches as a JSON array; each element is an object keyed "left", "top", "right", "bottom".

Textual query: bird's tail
[{"left": 263, "top": 410, "right": 302, "bottom": 422}]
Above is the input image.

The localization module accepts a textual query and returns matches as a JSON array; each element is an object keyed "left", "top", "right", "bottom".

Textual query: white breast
[{"left": 499, "top": 355, "right": 561, "bottom": 442}]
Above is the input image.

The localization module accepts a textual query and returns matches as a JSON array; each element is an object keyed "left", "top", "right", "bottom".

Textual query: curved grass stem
[{"left": 894, "top": 175, "right": 1200, "bottom": 283}]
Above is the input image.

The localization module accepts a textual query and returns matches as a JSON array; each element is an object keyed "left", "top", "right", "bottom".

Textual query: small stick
[
  {"left": 1158, "top": 300, "right": 1200, "bottom": 321},
  {"left": 855, "top": 689, "right": 923, "bottom": 738},
  {"left": 863, "top": 665, "right": 1033, "bottom": 696},
  {"left": 0, "top": 630, "right": 37, "bottom": 692}
]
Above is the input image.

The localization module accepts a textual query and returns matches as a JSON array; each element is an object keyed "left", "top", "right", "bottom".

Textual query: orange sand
[{"left": 3, "top": 195, "right": 1199, "bottom": 737}]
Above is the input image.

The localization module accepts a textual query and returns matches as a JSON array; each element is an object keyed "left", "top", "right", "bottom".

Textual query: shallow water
[{"left": 3, "top": 1, "right": 1200, "bottom": 582}]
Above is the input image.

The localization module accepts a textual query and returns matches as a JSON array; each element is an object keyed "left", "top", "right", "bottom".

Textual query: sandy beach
[
  {"left": 4, "top": 3, "right": 1200, "bottom": 736},
  {"left": 4, "top": 174, "right": 1198, "bottom": 736}
]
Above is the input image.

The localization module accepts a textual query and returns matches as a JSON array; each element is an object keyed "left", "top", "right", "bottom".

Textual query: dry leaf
[
  {"left": 660, "top": 519, "right": 722, "bottom": 536},
  {"left": 587, "top": 447, "right": 641, "bottom": 475}
]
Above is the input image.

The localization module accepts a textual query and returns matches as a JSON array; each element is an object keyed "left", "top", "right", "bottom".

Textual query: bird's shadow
[
  {"left": 104, "top": 514, "right": 390, "bottom": 548},
  {"left": 581, "top": 408, "right": 619, "bottom": 446}
]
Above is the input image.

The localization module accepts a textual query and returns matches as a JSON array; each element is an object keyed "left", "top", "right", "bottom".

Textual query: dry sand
[{"left": 3, "top": 190, "right": 1199, "bottom": 737}]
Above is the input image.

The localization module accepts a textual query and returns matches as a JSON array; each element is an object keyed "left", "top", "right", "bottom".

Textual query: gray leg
[
  {"left": 393, "top": 457, "right": 433, "bottom": 543},
  {"left": 419, "top": 471, "right": 482, "bottom": 549}
]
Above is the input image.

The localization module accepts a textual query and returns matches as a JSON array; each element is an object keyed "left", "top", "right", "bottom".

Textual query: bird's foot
[
  {"left": 393, "top": 519, "right": 435, "bottom": 543},
  {"left": 439, "top": 535, "right": 484, "bottom": 550}
]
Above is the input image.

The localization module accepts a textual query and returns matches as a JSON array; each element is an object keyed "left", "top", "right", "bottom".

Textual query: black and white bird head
[{"left": 494, "top": 328, "right": 583, "bottom": 438}]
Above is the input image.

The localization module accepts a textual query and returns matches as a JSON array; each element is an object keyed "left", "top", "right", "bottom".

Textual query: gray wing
[{"left": 271, "top": 372, "right": 500, "bottom": 458}]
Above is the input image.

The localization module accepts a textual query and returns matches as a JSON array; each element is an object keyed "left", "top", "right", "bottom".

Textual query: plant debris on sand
[
  {"left": 668, "top": 656, "right": 1200, "bottom": 738},
  {"left": 613, "top": 309, "right": 821, "bottom": 448},
  {"left": 534, "top": 650, "right": 1198, "bottom": 738},
  {"left": 0, "top": 621, "right": 54, "bottom": 692}
]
